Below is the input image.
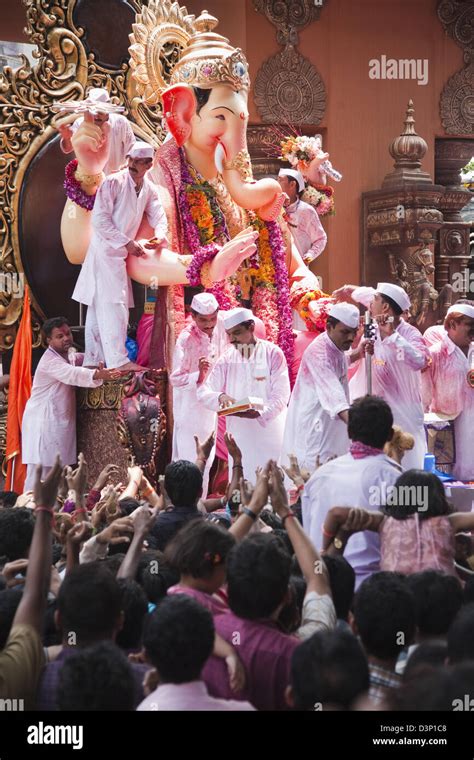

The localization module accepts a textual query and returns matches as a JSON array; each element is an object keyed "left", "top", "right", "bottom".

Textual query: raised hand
[
  {"left": 282, "top": 454, "right": 309, "bottom": 487},
  {"left": 96, "top": 516, "right": 135, "bottom": 546},
  {"left": 2, "top": 559, "right": 29, "bottom": 588},
  {"left": 70, "top": 110, "right": 110, "bottom": 176},
  {"left": 268, "top": 460, "right": 289, "bottom": 516},
  {"left": 224, "top": 432, "right": 242, "bottom": 462},
  {"left": 93, "top": 463, "right": 120, "bottom": 492},
  {"left": 34, "top": 455, "right": 63, "bottom": 509},
  {"left": 65, "top": 452, "right": 89, "bottom": 501},
  {"left": 194, "top": 432, "right": 215, "bottom": 464},
  {"left": 66, "top": 522, "right": 93, "bottom": 546}
]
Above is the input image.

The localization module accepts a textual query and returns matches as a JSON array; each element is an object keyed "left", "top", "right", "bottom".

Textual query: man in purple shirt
[{"left": 202, "top": 533, "right": 301, "bottom": 711}]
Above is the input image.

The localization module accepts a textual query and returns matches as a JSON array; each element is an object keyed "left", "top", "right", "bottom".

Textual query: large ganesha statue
[{"left": 59, "top": 3, "right": 325, "bottom": 368}]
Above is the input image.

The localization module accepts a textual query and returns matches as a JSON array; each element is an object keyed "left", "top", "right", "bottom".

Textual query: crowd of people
[{"left": 2, "top": 85, "right": 474, "bottom": 713}]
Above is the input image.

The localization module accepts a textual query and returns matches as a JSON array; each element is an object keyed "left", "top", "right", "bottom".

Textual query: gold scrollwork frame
[{"left": 0, "top": 0, "right": 166, "bottom": 352}]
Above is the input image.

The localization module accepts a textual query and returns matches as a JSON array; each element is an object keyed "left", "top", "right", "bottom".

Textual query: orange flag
[{"left": 5, "top": 286, "right": 32, "bottom": 493}]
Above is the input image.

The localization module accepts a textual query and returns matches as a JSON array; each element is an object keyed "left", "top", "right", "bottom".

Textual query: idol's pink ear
[{"left": 162, "top": 84, "right": 197, "bottom": 147}]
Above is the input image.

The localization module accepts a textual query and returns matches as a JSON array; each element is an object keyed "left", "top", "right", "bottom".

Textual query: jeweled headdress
[{"left": 129, "top": 3, "right": 249, "bottom": 106}]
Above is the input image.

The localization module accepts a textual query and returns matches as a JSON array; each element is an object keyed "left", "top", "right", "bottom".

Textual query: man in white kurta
[
  {"left": 349, "top": 283, "right": 429, "bottom": 470},
  {"left": 282, "top": 302, "right": 360, "bottom": 475},
  {"left": 422, "top": 303, "right": 474, "bottom": 481},
  {"left": 197, "top": 308, "right": 290, "bottom": 484},
  {"left": 278, "top": 169, "right": 327, "bottom": 265},
  {"left": 21, "top": 318, "right": 118, "bottom": 490},
  {"left": 73, "top": 142, "right": 168, "bottom": 369},
  {"left": 302, "top": 396, "right": 402, "bottom": 589},
  {"left": 170, "top": 293, "right": 228, "bottom": 495},
  {"left": 60, "top": 88, "right": 135, "bottom": 175}
]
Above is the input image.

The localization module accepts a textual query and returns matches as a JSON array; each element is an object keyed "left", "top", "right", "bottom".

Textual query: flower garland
[
  {"left": 290, "top": 287, "right": 333, "bottom": 333},
  {"left": 301, "top": 184, "right": 335, "bottom": 216},
  {"left": 178, "top": 149, "right": 294, "bottom": 365},
  {"left": 64, "top": 160, "right": 96, "bottom": 211},
  {"left": 178, "top": 150, "right": 236, "bottom": 310}
]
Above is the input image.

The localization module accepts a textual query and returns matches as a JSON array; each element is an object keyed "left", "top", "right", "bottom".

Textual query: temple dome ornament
[{"left": 382, "top": 100, "right": 432, "bottom": 188}]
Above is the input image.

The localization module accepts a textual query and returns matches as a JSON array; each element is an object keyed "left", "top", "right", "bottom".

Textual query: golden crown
[{"left": 129, "top": 4, "right": 249, "bottom": 106}]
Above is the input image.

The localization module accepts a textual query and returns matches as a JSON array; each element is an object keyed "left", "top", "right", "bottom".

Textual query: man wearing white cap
[
  {"left": 58, "top": 87, "right": 135, "bottom": 175},
  {"left": 73, "top": 142, "right": 168, "bottom": 369},
  {"left": 197, "top": 308, "right": 290, "bottom": 481},
  {"left": 282, "top": 302, "right": 360, "bottom": 475},
  {"left": 278, "top": 169, "right": 327, "bottom": 266},
  {"left": 422, "top": 302, "right": 474, "bottom": 480},
  {"left": 349, "top": 282, "right": 430, "bottom": 469},
  {"left": 170, "top": 293, "right": 228, "bottom": 494}
]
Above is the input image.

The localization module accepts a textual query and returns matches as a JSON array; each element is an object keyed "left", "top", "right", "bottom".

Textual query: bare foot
[{"left": 117, "top": 361, "right": 148, "bottom": 372}]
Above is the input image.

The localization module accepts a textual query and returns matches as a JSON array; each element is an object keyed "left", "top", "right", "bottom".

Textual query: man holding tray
[{"left": 197, "top": 308, "right": 290, "bottom": 483}]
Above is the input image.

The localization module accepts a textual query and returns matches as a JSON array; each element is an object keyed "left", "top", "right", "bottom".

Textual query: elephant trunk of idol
[{"left": 214, "top": 143, "right": 285, "bottom": 222}]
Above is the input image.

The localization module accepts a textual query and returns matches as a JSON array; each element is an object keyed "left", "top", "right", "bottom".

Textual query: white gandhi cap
[
  {"left": 87, "top": 88, "right": 110, "bottom": 103},
  {"left": 446, "top": 303, "right": 474, "bottom": 319},
  {"left": 328, "top": 302, "right": 360, "bottom": 329},
  {"left": 223, "top": 307, "right": 255, "bottom": 330},
  {"left": 278, "top": 168, "right": 305, "bottom": 193},
  {"left": 127, "top": 141, "right": 154, "bottom": 159},
  {"left": 376, "top": 282, "right": 411, "bottom": 311},
  {"left": 191, "top": 293, "right": 219, "bottom": 315}
]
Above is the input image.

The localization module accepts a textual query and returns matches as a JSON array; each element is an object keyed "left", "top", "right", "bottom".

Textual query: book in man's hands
[{"left": 217, "top": 396, "right": 264, "bottom": 417}]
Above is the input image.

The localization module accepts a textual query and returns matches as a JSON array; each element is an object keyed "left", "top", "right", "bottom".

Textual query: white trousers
[
  {"left": 24, "top": 464, "right": 52, "bottom": 492},
  {"left": 84, "top": 299, "right": 129, "bottom": 368}
]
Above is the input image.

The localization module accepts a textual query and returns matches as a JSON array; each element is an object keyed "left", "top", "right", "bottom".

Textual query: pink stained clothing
[
  {"left": 136, "top": 313, "right": 154, "bottom": 367},
  {"left": 21, "top": 348, "right": 102, "bottom": 467},
  {"left": 71, "top": 113, "right": 135, "bottom": 175},
  {"left": 137, "top": 680, "right": 255, "bottom": 711},
  {"left": 167, "top": 584, "right": 229, "bottom": 616},
  {"left": 422, "top": 334, "right": 474, "bottom": 481},
  {"left": 380, "top": 514, "right": 456, "bottom": 576},
  {"left": 197, "top": 339, "right": 290, "bottom": 482},
  {"left": 290, "top": 328, "right": 318, "bottom": 386},
  {"left": 349, "top": 319, "right": 429, "bottom": 470},
  {"left": 285, "top": 199, "right": 327, "bottom": 264},
  {"left": 282, "top": 330, "right": 350, "bottom": 475},
  {"left": 423, "top": 324, "right": 446, "bottom": 347},
  {"left": 170, "top": 316, "right": 228, "bottom": 465},
  {"left": 72, "top": 169, "right": 168, "bottom": 308}
]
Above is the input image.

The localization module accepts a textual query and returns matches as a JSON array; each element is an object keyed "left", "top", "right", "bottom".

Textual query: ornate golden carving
[
  {"left": 437, "top": 0, "right": 474, "bottom": 134},
  {"left": 223, "top": 149, "right": 253, "bottom": 181},
  {"left": 253, "top": 0, "right": 325, "bottom": 46}
]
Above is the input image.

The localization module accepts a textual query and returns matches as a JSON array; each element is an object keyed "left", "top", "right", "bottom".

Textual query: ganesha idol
[{"left": 59, "top": 4, "right": 327, "bottom": 370}]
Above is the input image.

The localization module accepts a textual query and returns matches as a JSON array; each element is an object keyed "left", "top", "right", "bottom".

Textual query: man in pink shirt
[
  {"left": 137, "top": 595, "right": 254, "bottom": 711},
  {"left": 422, "top": 302, "right": 474, "bottom": 481}
]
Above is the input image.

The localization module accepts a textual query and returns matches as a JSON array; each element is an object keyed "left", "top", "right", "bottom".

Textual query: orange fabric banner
[{"left": 5, "top": 287, "right": 32, "bottom": 493}]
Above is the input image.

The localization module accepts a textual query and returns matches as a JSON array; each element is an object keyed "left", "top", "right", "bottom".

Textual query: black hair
[
  {"left": 354, "top": 572, "right": 416, "bottom": 660},
  {"left": 380, "top": 293, "right": 403, "bottom": 316},
  {"left": 0, "top": 508, "right": 35, "bottom": 561},
  {"left": 226, "top": 534, "right": 291, "bottom": 619},
  {"left": 164, "top": 460, "right": 203, "bottom": 507},
  {"left": 406, "top": 571, "right": 463, "bottom": 638},
  {"left": 325, "top": 316, "right": 340, "bottom": 329},
  {"left": 0, "top": 491, "right": 19, "bottom": 508},
  {"left": 447, "top": 603, "right": 474, "bottom": 664},
  {"left": 0, "top": 588, "right": 22, "bottom": 648},
  {"left": 119, "top": 498, "right": 141, "bottom": 517},
  {"left": 323, "top": 554, "right": 356, "bottom": 622},
  {"left": 291, "top": 630, "right": 370, "bottom": 710},
  {"left": 165, "top": 520, "right": 235, "bottom": 579},
  {"left": 402, "top": 641, "right": 448, "bottom": 683},
  {"left": 136, "top": 550, "right": 179, "bottom": 604},
  {"left": 57, "top": 563, "right": 122, "bottom": 646},
  {"left": 193, "top": 86, "right": 212, "bottom": 114},
  {"left": 277, "top": 574, "right": 306, "bottom": 634},
  {"left": 57, "top": 641, "right": 135, "bottom": 711},
  {"left": 382, "top": 470, "right": 450, "bottom": 521},
  {"left": 116, "top": 578, "right": 148, "bottom": 651},
  {"left": 348, "top": 395, "right": 393, "bottom": 448},
  {"left": 42, "top": 316, "right": 70, "bottom": 339},
  {"left": 143, "top": 595, "right": 214, "bottom": 683}
]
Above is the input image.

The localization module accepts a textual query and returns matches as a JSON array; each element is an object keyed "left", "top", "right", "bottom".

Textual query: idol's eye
[{"left": 215, "top": 114, "right": 225, "bottom": 120}]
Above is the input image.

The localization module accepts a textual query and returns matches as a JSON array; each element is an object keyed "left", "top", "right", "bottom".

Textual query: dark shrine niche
[{"left": 73, "top": 0, "right": 137, "bottom": 70}]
